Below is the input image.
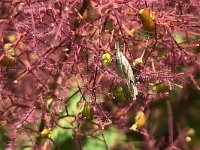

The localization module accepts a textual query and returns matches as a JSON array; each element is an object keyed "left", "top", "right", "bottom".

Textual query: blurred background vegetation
[{"left": 1, "top": 77, "right": 200, "bottom": 150}]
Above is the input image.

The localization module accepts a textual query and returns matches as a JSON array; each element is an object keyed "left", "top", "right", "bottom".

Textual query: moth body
[{"left": 114, "top": 41, "right": 138, "bottom": 100}]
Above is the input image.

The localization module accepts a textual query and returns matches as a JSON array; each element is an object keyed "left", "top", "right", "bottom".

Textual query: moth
[{"left": 114, "top": 41, "right": 138, "bottom": 101}]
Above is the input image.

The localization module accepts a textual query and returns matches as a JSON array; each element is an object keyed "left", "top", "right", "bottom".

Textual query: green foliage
[
  {"left": 113, "top": 86, "right": 127, "bottom": 102},
  {"left": 52, "top": 119, "right": 74, "bottom": 150},
  {"left": 0, "top": 127, "right": 9, "bottom": 150},
  {"left": 82, "top": 126, "right": 126, "bottom": 150}
]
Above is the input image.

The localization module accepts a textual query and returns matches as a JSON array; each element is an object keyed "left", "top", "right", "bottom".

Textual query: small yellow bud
[
  {"left": 186, "top": 128, "right": 195, "bottom": 136},
  {"left": 40, "top": 128, "right": 52, "bottom": 138},
  {"left": 133, "top": 49, "right": 145, "bottom": 66},
  {"left": 7, "top": 34, "right": 16, "bottom": 42},
  {"left": 135, "top": 111, "right": 146, "bottom": 128},
  {"left": 185, "top": 136, "right": 192, "bottom": 142},
  {"left": 4, "top": 43, "right": 12, "bottom": 50},
  {"left": 130, "top": 111, "right": 146, "bottom": 131},
  {"left": 102, "top": 53, "right": 112, "bottom": 66},
  {"left": 139, "top": 9, "right": 145, "bottom": 15},
  {"left": 130, "top": 124, "right": 138, "bottom": 131},
  {"left": 133, "top": 57, "right": 143, "bottom": 66}
]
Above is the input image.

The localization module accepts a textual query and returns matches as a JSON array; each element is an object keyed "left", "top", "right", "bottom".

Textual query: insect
[{"left": 114, "top": 41, "right": 138, "bottom": 101}]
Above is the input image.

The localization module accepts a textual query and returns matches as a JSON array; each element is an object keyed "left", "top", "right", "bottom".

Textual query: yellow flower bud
[
  {"left": 186, "top": 128, "right": 195, "bottom": 136},
  {"left": 133, "top": 49, "right": 145, "bottom": 67},
  {"left": 102, "top": 53, "right": 112, "bottom": 66},
  {"left": 130, "top": 124, "right": 138, "bottom": 131},
  {"left": 185, "top": 136, "right": 192, "bottom": 142},
  {"left": 130, "top": 111, "right": 146, "bottom": 131},
  {"left": 4, "top": 43, "right": 12, "bottom": 50},
  {"left": 7, "top": 34, "right": 16, "bottom": 42},
  {"left": 133, "top": 57, "right": 143, "bottom": 66},
  {"left": 135, "top": 111, "right": 146, "bottom": 128},
  {"left": 40, "top": 128, "right": 52, "bottom": 138}
]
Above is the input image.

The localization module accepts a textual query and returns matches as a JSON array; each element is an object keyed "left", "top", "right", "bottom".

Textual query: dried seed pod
[
  {"left": 1, "top": 43, "right": 17, "bottom": 67},
  {"left": 79, "top": 0, "right": 98, "bottom": 22},
  {"left": 139, "top": 8, "right": 155, "bottom": 32},
  {"left": 0, "top": 55, "right": 16, "bottom": 67},
  {"left": 114, "top": 41, "right": 138, "bottom": 101}
]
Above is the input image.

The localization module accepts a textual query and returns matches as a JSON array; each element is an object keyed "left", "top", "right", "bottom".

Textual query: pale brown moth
[{"left": 114, "top": 41, "right": 138, "bottom": 101}]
